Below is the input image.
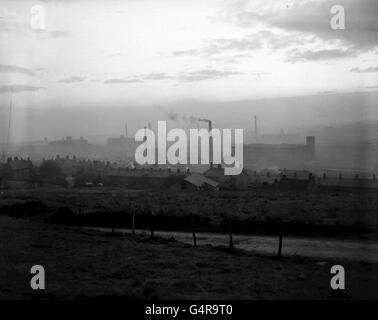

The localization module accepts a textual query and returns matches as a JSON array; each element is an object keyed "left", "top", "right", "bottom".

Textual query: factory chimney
[
  {"left": 254, "top": 115, "right": 258, "bottom": 140},
  {"left": 208, "top": 120, "right": 213, "bottom": 168},
  {"left": 190, "top": 117, "right": 213, "bottom": 168}
]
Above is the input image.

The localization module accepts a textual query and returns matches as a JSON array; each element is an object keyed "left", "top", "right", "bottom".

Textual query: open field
[
  {"left": 1, "top": 215, "right": 377, "bottom": 300},
  {"left": 0, "top": 186, "right": 377, "bottom": 239},
  {"left": 1, "top": 187, "right": 378, "bottom": 299}
]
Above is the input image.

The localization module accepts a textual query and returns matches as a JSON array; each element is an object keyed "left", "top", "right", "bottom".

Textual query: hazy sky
[{"left": 0, "top": 0, "right": 378, "bottom": 141}]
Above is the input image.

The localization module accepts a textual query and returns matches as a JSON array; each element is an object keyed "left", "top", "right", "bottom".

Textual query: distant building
[
  {"left": 179, "top": 173, "right": 219, "bottom": 191},
  {"left": 243, "top": 136, "right": 315, "bottom": 170},
  {"left": 6, "top": 157, "right": 33, "bottom": 181},
  {"left": 48, "top": 136, "right": 92, "bottom": 157},
  {"left": 106, "top": 136, "right": 138, "bottom": 158},
  {"left": 103, "top": 166, "right": 186, "bottom": 189},
  {"left": 203, "top": 164, "right": 250, "bottom": 190},
  {"left": 0, "top": 157, "right": 34, "bottom": 189},
  {"left": 49, "top": 136, "right": 88, "bottom": 148}
]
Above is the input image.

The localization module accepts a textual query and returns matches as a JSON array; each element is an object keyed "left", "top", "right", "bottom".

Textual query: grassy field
[
  {"left": 0, "top": 186, "right": 377, "bottom": 239},
  {"left": 1, "top": 215, "right": 377, "bottom": 300}
]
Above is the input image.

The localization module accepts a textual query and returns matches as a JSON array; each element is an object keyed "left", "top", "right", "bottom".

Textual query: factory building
[{"left": 243, "top": 136, "right": 316, "bottom": 171}]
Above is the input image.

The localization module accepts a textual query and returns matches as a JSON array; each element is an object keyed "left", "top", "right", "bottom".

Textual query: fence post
[
  {"left": 111, "top": 213, "right": 115, "bottom": 235},
  {"left": 277, "top": 230, "right": 283, "bottom": 258},
  {"left": 229, "top": 220, "right": 233, "bottom": 249},
  {"left": 132, "top": 209, "right": 136, "bottom": 237},
  {"left": 150, "top": 211, "right": 154, "bottom": 239},
  {"left": 191, "top": 214, "right": 197, "bottom": 247}
]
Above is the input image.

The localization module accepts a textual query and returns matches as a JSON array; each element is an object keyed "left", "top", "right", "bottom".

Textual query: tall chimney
[
  {"left": 209, "top": 120, "right": 213, "bottom": 168},
  {"left": 254, "top": 115, "right": 258, "bottom": 140},
  {"left": 125, "top": 123, "right": 128, "bottom": 138}
]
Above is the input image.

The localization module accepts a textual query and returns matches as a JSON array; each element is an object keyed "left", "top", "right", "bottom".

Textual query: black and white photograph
[{"left": 0, "top": 0, "right": 377, "bottom": 311}]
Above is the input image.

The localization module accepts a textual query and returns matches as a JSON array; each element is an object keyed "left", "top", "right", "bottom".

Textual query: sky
[{"left": 0, "top": 0, "right": 378, "bottom": 142}]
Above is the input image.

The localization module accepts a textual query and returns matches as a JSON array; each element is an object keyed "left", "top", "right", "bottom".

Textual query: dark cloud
[
  {"left": 350, "top": 66, "right": 378, "bottom": 73},
  {"left": 287, "top": 48, "right": 357, "bottom": 62},
  {"left": 234, "top": 0, "right": 378, "bottom": 52},
  {"left": 172, "top": 30, "right": 316, "bottom": 60},
  {"left": 103, "top": 78, "right": 142, "bottom": 84},
  {"left": 59, "top": 76, "right": 86, "bottom": 83},
  {"left": 172, "top": 34, "right": 263, "bottom": 57},
  {"left": 0, "top": 85, "right": 43, "bottom": 94},
  {"left": 103, "top": 70, "right": 241, "bottom": 84},
  {"left": 0, "top": 64, "right": 35, "bottom": 76},
  {"left": 142, "top": 73, "right": 173, "bottom": 80},
  {"left": 178, "top": 70, "right": 242, "bottom": 82},
  {"left": 103, "top": 73, "right": 172, "bottom": 84}
]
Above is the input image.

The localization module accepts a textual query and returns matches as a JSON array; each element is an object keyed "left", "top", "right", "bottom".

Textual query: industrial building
[{"left": 243, "top": 136, "right": 316, "bottom": 171}]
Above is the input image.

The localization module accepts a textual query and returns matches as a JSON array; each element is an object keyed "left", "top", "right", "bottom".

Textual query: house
[
  {"left": 7, "top": 158, "right": 33, "bottom": 180},
  {"left": 0, "top": 163, "right": 7, "bottom": 188},
  {"left": 103, "top": 166, "right": 187, "bottom": 189},
  {"left": 0, "top": 158, "right": 34, "bottom": 189},
  {"left": 203, "top": 164, "right": 250, "bottom": 190},
  {"left": 179, "top": 173, "right": 219, "bottom": 191}
]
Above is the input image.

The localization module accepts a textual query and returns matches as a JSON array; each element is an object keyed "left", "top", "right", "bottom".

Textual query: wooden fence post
[
  {"left": 229, "top": 220, "right": 233, "bottom": 249},
  {"left": 277, "top": 230, "right": 283, "bottom": 258},
  {"left": 111, "top": 213, "right": 115, "bottom": 235},
  {"left": 150, "top": 211, "right": 154, "bottom": 239},
  {"left": 132, "top": 209, "right": 136, "bottom": 237},
  {"left": 191, "top": 214, "right": 197, "bottom": 247}
]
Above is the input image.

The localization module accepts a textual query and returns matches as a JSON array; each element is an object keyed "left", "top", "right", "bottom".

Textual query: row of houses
[
  {"left": 179, "top": 167, "right": 378, "bottom": 191},
  {"left": 1, "top": 156, "right": 377, "bottom": 191},
  {"left": 0, "top": 157, "right": 35, "bottom": 189}
]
